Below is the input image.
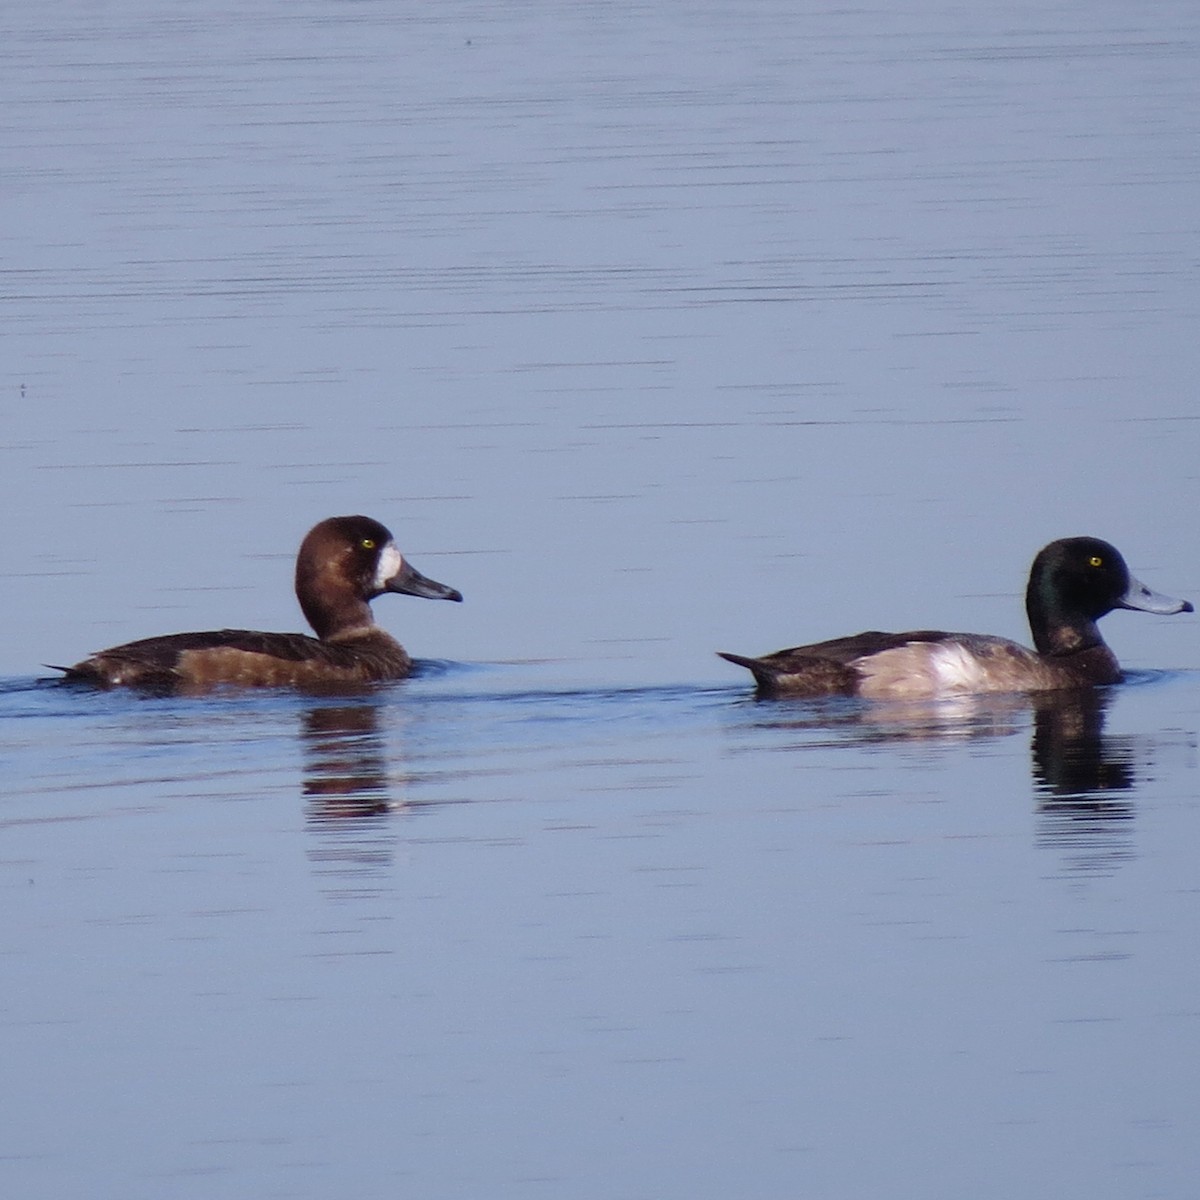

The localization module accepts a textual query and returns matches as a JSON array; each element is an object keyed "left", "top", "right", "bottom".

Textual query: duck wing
[
  {"left": 59, "top": 629, "right": 324, "bottom": 689},
  {"left": 718, "top": 630, "right": 955, "bottom": 697}
]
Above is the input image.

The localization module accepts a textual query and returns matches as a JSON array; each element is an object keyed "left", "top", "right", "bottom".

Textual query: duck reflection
[
  {"left": 734, "top": 689, "right": 1032, "bottom": 747},
  {"left": 1029, "top": 687, "right": 1136, "bottom": 872},
  {"left": 300, "top": 696, "right": 404, "bottom": 883},
  {"left": 739, "top": 685, "right": 1147, "bottom": 871},
  {"left": 1029, "top": 687, "right": 1132, "bottom": 796},
  {"left": 301, "top": 699, "right": 396, "bottom": 821}
]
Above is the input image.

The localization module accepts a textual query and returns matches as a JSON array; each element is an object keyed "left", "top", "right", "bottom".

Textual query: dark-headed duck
[
  {"left": 58, "top": 515, "right": 462, "bottom": 691},
  {"left": 719, "top": 537, "right": 1191, "bottom": 699}
]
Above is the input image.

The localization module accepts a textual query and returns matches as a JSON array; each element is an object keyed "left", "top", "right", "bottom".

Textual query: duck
[
  {"left": 718, "top": 537, "right": 1191, "bottom": 699},
  {"left": 56, "top": 515, "right": 462, "bottom": 691}
]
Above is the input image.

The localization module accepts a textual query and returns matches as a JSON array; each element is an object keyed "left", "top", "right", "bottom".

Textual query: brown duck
[{"left": 57, "top": 515, "right": 462, "bottom": 691}]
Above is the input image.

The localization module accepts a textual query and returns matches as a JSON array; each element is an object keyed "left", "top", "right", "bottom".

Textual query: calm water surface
[{"left": 3, "top": 1, "right": 1200, "bottom": 1197}]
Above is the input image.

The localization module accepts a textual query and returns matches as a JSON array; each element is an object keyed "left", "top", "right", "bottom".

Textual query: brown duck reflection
[{"left": 301, "top": 699, "right": 396, "bottom": 822}]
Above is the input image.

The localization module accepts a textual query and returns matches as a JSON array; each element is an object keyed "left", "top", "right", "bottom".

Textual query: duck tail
[
  {"left": 717, "top": 651, "right": 761, "bottom": 672},
  {"left": 717, "top": 650, "right": 778, "bottom": 688}
]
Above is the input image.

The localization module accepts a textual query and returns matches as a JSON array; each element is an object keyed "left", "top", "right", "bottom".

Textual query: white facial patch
[{"left": 372, "top": 541, "right": 404, "bottom": 590}]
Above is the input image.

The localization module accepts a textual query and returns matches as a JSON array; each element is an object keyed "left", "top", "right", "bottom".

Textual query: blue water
[
  {"left": 3, "top": 0, "right": 1200, "bottom": 1196},
  {"left": 4, "top": 666, "right": 1199, "bottom": 1197}
]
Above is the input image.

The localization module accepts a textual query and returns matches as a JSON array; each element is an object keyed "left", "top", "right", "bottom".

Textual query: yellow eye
[
  {"left": 1089, "top": 556, "right": 1103, "bottom": 567},
  {"left": 360, "top": 538, "right": 376, "bottom": 551}
]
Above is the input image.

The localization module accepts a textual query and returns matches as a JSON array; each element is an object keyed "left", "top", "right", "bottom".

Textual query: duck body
[
  {"left": 64, "top": 626, "right": 416, "bottom": 691},
  {"left": 719, "top": 538, "right": 1191, "bottom": 700},
  {"left": 719, "top": 629, "right": 1121, "bottom": 699},
  {"left": 59, "top": 515, "right": 462, "bottom": 692}
]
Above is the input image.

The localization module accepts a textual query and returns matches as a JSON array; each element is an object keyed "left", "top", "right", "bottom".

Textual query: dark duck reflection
[
  {"left": 1030, "top": 687, "right": 1134, "bottom": 797},
  {"left": 734, "top": 684, "right": 1156, "bottom": 875},
  {"left": 1030, "top": 687, "right": 1139, "bottom": 873}
]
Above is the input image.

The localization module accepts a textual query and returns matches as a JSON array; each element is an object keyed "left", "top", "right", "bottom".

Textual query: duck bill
[
  {"left": 385, "top": 559, "right": 463, "bottom": 603},
  {"left": 1119, "top": 575, "right": 1193, "bottom": 616}
]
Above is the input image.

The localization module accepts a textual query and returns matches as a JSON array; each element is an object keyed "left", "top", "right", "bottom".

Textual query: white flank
[{"left": 927, "top": 641, "right": 989, "bottom": 693}]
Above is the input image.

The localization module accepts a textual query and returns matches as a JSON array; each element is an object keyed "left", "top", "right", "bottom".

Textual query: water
[{"left": 3, "top": 1, "right": 1200, "bottom": 1196}]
